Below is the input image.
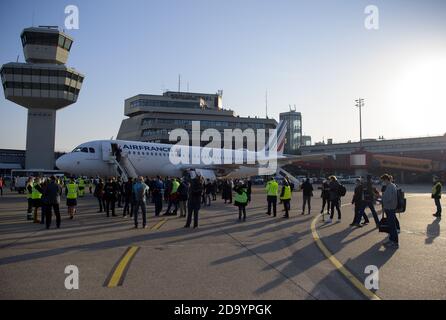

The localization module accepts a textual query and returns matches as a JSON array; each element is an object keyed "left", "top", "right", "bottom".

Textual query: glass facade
[
  {"left": 140, "top": 117, "right": 269, "bottom": 130},
  {"left": 280, "top": 112, "right": 302, "bottom": 153},
  {"left": 130, "top": 99, "right": 200, "bottom": 109},
  {"left": 1, "top": 67, "right": 83, "bottom": 95},
  {"left": 1, "top": 67, "right": 83, "bottom": 82},
  {"left": 21, "top": 31, "right": 72, "bottom": 51}
]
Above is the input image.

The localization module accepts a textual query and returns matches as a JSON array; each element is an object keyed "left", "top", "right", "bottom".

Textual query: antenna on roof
[
  {"left": 265, "top": 89, "right": 268, "bottom": 119},
  {"left": 178, "top": 74, "right": 181, "bottom": 92}
]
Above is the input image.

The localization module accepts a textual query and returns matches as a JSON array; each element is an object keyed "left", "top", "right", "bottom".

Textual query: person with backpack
[
  {"left": 178, "top": 178, "right": 189, "bottom": 218},
  {"left": 280, "top": 179, "right": 292, "bottom": 219},
  {"left": 133, "top": 176, "right": 149, "bottom": 229},
  {"left": 185, "top": 175, "right": 204, "bottom": 228},
  {"left": 381, "top": 174, "right": 399, "bottom": 249},
  {"left": 234, "top": 181, "right": 248, "bottom": 221},
  {"left": 328, "top": 175, "right": 343, "bottom": 222},
  {"left": 319, "top": 179, "right": 331, "bottom": 216},
  {"left": 301, "top": 178, "right": 314, "bottom": 215},
  {"left": 351, "top": 178, "right": 368, "bottom": 227},
  {"left": 432, "top": 176, "right": 442, "bottom": 218}
]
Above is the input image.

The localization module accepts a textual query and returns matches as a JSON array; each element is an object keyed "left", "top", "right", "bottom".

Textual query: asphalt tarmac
[{"left": 0, "top": 185, "right": 444, "bottom": 299}]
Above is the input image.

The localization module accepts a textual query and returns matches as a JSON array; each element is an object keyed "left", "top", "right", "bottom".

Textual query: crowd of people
[{"left": 6, "top": 172, "right": 443, "bottom": 249}]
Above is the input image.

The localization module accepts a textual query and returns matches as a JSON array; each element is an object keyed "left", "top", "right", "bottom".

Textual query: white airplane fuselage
[{"left": 56, "top": 140, "right": 268, "bottom": 179}]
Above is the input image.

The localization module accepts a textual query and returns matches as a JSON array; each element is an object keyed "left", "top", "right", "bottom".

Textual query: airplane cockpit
[{"left": 71, "top": 146, "right": 96, "bottom": 154}]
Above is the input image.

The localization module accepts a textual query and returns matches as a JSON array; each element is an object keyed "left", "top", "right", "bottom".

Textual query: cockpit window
[
  {"left": 89, "top": 148, "right": 95, "bottom": 153},
  {"left": 81, "top": 147, "right": 88, "bottom": 153},
  {"left": 72, "top": 147, "right": 89, "bottom": 153},
  {"left": 72, "top": 147, "right": 81, "bottom": 152}
]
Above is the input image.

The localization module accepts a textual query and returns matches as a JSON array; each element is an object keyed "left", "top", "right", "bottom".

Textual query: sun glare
[{"left": 391, "top": 56, "right": 446, "bottom": 136}]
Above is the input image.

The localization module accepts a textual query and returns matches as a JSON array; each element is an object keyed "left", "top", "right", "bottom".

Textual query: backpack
[
  {"left": 338, "top": 184, "right": 347, "bottom": 197},
  {"left": 396, "top": 188, "right": 406, "bottom": 213}
]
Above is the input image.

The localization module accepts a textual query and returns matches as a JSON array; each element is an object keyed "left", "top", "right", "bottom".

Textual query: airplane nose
[{"left": 55, "top": 155, "right": 67, "bottom": 171}]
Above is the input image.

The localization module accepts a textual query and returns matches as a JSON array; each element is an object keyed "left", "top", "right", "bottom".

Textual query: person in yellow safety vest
[
  {"left": 31, "top": 178, "right": 43, "bottom": 223},
  {"left": 265, "top": 177, "right": 279, "bottom": 217},
  {"left": 432, "top": 176, "right": 442, "bottom": 218},
  {"left": 66, "top": 178, "right": 79, "bottom": 219},
  {"left": 78, "top": 177, "right": 85, "bottom": 197},
  {"left": 164, "top": 178, "right": 180, "bottom": 216},
  {"left": 234, "top": 181, "right": 248, "bottom": 221},
  {"left": 26, "top": 177, "right": 34, "bottom": 220},
  {"left": 280, "top": 179, "right": 292, "bottom": 219}
]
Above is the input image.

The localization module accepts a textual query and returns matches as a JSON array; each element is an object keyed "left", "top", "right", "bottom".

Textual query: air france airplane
[{"left": 56, "top": 121, "right": 327, "bottom": 180}]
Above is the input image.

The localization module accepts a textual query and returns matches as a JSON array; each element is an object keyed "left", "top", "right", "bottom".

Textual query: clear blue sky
[{"left": 1, "top": 0, "right": 446, "bottom": 152}]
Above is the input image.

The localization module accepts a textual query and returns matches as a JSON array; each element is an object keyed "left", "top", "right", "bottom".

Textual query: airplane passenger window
[{"left": 89, "top": 148, "right": 95, "bottom": 153}]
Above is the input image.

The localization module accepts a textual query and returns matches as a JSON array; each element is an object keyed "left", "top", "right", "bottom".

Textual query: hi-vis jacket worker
[
  {"left": 77, "top": 177, "right": 85, "bottom": 197},
  {"left": 66, "top": 179, "right": 79, "bottom": 219},
  {"left": 31, "top": 178, "right": 43, "bottom": 223},
  {"left": 171, "top": 178, "right": 180, "bottom": 195},
  {"left": 280, "top": 180, "right": 292, "bottom": 219},
  {"left": 265, "top": 177, "right": 279, "bottom": 217}
]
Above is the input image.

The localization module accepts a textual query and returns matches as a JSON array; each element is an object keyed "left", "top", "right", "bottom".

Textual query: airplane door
[{"left": 102, "top": 141, "right": 112, "bottom": 161}]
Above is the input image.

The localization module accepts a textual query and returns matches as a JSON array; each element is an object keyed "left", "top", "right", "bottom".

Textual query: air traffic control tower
[{"left": 0, "top": 26, "right": 84, "bottom": 169}]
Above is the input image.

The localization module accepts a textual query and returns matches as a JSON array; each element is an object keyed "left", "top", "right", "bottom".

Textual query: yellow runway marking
[
  {"left": 151, "top": 218, "right": 168, "bottom": 230},
  {"left": 310, "top": 215, "right": 382, "bottom": 300},
  {"left": 105, "top": 246, "right": 140, "bottom": 288}
]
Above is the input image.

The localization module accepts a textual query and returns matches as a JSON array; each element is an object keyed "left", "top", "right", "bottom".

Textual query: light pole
[{"left": 355, "top": 98, "right": 365, "bottom": 148}]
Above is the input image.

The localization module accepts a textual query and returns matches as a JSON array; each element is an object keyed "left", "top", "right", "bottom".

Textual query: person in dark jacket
[
  {"left": 362, "top": 175, "right": 380, "bottom": 227},
  {"left": 212, "top": 180, "right": 218, "bottom": 201},
  {"left": 178, "top": 179, "right": 189, "bottom": 217},
  {"left": 246, "top": 180, "right": 252, "bottom": 203},
  {"left": 205, "top": 179, "right": 213, "bottom": 206},
  {"left": 185, "top": 176, "right": 203, "bottom": 228},
  {"left": 432, "top": 176, "right": 442, "bottom": 218},
  {"left": 94, "top": 179, "right": 105, "bottom": 213},
  {"left": 222, "top": 180, "right": 232, "bottom": 204},
  {"left": 122, "top": 178, "right": 134, "bottom": 217},
  {"left": 152, "top": 176, "right": 164, "bottom": 216},
  {"left": 42, "top": 176, "right": 62, "bottom": 229},
  {"left": 319, "top": 179, "right": 331, "bottom": 215},
  {"left": 329, "top": 176, "right": 342, "bottom": 221},
  {"left": 104, "top": 177, "right": 118, "bottom": 217},
  {"left": 301, "top": 178, "right": 314, "bottom": 215},
  {"left": 350, "top": 178, "right": 368, "bottom": 227}
]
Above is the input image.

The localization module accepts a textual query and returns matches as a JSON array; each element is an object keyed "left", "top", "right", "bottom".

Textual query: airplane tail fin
[{"left": 266, "top": 120, "right": 287, "bottom": 155}]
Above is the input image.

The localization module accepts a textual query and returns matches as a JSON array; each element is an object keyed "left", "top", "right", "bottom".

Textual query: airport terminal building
[
  {"left": 117, "top": 91, "right": 277, "bottom": 149},
  {"left": 297, "top": 135, "right": 446, "bottom": 183}
]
